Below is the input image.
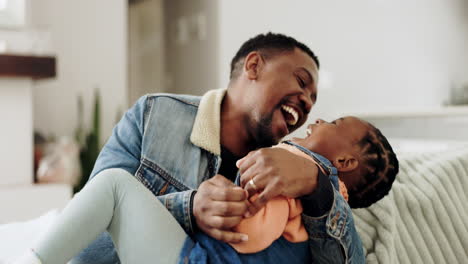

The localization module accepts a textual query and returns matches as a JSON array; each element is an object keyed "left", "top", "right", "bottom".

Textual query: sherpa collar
[{"left": 190, "top": 88, "right": 227, "bottom": 156}]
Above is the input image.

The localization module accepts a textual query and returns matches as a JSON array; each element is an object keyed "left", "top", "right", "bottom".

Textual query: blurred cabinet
[
  {"left": 128, "top": 0, "right": 165, "bottom": 104},
  {"left": 0, "top": 54, "right": 71, "bottom": 224}
]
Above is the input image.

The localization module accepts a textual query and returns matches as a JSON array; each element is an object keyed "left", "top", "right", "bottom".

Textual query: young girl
[
  {"left": 180, "top": 116, "right": 399, "bottom": 263},
  {"left": 11, "top": 116, "right": 398, "bottom": 264}
]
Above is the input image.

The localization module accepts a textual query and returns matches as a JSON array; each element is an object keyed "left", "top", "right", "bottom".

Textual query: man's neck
[{"left": 220, "top": 89, "right": 253, "bottom": 157}]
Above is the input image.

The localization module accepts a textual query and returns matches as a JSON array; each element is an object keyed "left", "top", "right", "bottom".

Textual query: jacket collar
[{"left": 190, "top": 88, "right": 227, "bottom": 156}]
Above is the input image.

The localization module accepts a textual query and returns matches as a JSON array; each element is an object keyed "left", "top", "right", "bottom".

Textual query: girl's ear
[{"left": 333, "top": 154, "right": 359, "bottom": 172}]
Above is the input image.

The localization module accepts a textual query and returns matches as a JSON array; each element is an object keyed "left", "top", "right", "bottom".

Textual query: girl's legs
[{"left": 32, "top": 168, "right": 187, "bottom": 264}]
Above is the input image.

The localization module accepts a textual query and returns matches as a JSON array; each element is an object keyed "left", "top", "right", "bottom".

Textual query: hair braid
[{"left": 347, "top": 125, "right": 399, "bottom": 208}]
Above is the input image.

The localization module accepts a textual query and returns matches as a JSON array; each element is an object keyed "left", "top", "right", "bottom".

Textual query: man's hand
[
  {"left": 237, "top": 147, "right": 319, "bottom": 216},
  {"left": 193, "top": 174, "right": 249, "bottom": 243}
]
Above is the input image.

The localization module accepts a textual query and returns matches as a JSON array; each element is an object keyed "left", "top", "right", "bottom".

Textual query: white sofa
[{"left": 353, "top": 139, "right": 468, "bottom": 263}]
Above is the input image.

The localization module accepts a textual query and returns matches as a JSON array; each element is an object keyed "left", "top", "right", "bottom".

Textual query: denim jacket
[
  {"left": 88, "top": 89, "right": 364, "bottom": 263},
  {"left": 284, "top": 141, "right": 365, "bottom": 263}
]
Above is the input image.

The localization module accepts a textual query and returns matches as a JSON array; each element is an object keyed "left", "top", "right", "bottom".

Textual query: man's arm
[
  {"left": 87, "top": 96, "right": 196, "bottom": 235},
  {"left": 301, "top": 171, "right": 365, "bottom": 263},
  {"left": 89, "top": 95, "right": 147, "bottom": 180},
  {"left": 300, "top": 170, "right": 334, "bottom": 217},
  {"left": 148, "top": 190, "right": 195, "bottom": 233}
]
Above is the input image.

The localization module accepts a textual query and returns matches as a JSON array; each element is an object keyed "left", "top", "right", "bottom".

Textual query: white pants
[{"left": 33, "top": 168, "right": 188, "bottom": 264}]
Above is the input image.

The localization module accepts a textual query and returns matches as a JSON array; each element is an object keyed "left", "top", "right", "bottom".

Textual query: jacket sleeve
[
  {"left": 88, "top": 95, "right": 196, "bottom": 234},
  {"left": 301, "top": 181, "right": 365, "bottom": 263},
  {"left": 89, "top": 95, "right": 147, "bottom": 179},
  {"left": 300, "top": 170, "right": 334, "bottom": 217},
  {"left": 156, "top": 190, "right": 197, "bottom": 234}
]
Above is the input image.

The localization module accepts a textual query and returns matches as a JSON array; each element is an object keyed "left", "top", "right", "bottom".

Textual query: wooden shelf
[{"left": 0, "top": 54, "right": 56, "bottom": 80}]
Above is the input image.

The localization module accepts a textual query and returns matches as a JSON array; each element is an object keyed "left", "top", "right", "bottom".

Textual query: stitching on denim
[
  {"left": 141, "top": 158, "right": 189, "bottom": 191},
  {"left": 135, "top": 163, "right": 160, "bottom": 195},
  {"left": 186, "top": 192, "right": 191, "bottom": 232},
  {"left": 136, "top": 167, "right": 158, "bottom": 195},
  {"left": 338, "top": 221, "right": 350, "bottom": 263},
  {"left": 336, "top": 199, "right": 349, "bottom": 238},
  {"left": 327, "top": 189, "right": 349, "bottom": 239},
  {"left": 326, "top": 190, "right": 341, "bottom": 239},
  {"left": 164, "top": 195, "right": 169, "bottom": 209},
  {"left": 143, "top": 96, "right": 154, "bottom": 134},
  {"left": 165, "top": 193, "right": 173, "bottom": 212},
  {"left": 184, "top": 191, "right": 191, "bottom": 233}
]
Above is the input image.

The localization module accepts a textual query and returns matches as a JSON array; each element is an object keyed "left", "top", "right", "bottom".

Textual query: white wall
[
  {"left": 31, "top": 0, "right": 127, "bottom": 144},
  {"left": 218, "top": 0, "right": 468, "bottom": 133}
]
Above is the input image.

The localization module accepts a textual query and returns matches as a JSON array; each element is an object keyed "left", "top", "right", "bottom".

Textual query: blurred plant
[{"left": 74, "top": 89, "right": 101, "bottom": 193}]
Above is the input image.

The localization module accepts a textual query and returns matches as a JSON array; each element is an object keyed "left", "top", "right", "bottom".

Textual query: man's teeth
[
  {"left": 306, "top": 128, "right": 312, "bottom": 136},
  {"left": 281, "top": 105, "right": 299, "bottom": 126}
]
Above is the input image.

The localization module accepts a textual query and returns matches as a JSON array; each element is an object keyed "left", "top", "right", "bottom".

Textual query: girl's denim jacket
[{"left": 87, "top": 89, "right": 365, "bottom": 263}]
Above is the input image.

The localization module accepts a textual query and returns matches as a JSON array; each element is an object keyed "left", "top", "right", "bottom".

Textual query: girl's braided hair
[{"left": 347, "top": 124, "right": 399, "bottom": 208}]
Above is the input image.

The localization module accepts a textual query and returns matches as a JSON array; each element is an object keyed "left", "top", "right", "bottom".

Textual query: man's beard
[{"left": 251, "top": 113, "right": 279, "bottom": 149}]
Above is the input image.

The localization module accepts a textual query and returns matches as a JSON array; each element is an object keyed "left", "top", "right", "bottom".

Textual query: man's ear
[
  {"left": 333, "top": 154, "right": 359, "bottom": 172},
  {"left": 243, "top": 51, "right": 263, "bottom": 80}
]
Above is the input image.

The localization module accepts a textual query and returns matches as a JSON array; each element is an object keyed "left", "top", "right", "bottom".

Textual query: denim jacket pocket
[{"left": 135, "top": 158, "right": 189, "bottom": 196}]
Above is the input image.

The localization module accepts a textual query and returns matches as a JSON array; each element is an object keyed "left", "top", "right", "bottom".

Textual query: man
[{"left": 72, "top": 33, "right": 364, "bottom": 263}]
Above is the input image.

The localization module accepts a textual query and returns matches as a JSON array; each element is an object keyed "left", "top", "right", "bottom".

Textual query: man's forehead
[
  {"left": 289, "top": 49, "right": 319, "bottom": 81},
  {"left": 266, "top": 48, "right": 319, "bottom": 88}
]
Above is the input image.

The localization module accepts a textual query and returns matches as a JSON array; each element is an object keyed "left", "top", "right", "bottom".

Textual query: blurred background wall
[
  {"left": 22, "top": 0, "right": 468, "bottom": 142},
  {"left": 31, "top": 0, "right": 127, "bottom": 145},
  {"left": 218, "top": 0, "right": 468, "bottom": 120}
]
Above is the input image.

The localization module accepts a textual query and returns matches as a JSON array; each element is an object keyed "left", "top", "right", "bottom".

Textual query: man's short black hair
[{"left": 229, "top": 32, "right": 320, "bottom": 80}]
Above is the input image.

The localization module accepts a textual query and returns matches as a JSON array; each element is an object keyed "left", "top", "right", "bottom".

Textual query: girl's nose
[{"left": 315, "top": 119, "right": 325, "bottom": 124}]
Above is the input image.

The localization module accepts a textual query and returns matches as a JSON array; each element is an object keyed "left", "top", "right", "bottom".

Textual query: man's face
[
  {"left": 245, "top": 48, "right": 319, "bottom": 147},
  {"left": 291, "top": 116, "right": 369, "bottom": 161}
]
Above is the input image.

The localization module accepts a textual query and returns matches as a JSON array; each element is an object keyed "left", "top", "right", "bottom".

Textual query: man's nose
[{"left": 299, "top": 93, "right": 313, "bottom": 114}]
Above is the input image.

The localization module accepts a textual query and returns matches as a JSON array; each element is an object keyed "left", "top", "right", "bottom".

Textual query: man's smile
[
  {"left": 279, "top": 101, "right": 305, "bottom": 133},
  {"left": 281, "top": 104, "right": 299, "bottom": 126}
]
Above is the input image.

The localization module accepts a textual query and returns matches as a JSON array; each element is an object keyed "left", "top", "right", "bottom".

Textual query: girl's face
[{"left": 290, "top": 116, "right": 369, "bottom": 162}]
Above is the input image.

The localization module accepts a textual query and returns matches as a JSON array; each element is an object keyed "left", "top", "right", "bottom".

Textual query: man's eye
[{"left": 297, "top": 77, "right": 305, "bottom": 88}]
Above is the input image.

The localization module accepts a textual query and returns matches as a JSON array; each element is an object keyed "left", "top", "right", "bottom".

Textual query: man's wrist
[
  {"left": 189, "top": 190, "right": 199, "bottom": 233},
  {"left": 303, "top": 162, "right": 319, "bottom": 195},
  {"left": 300, "top": 169, "right": 334, "bottom": 217}
]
